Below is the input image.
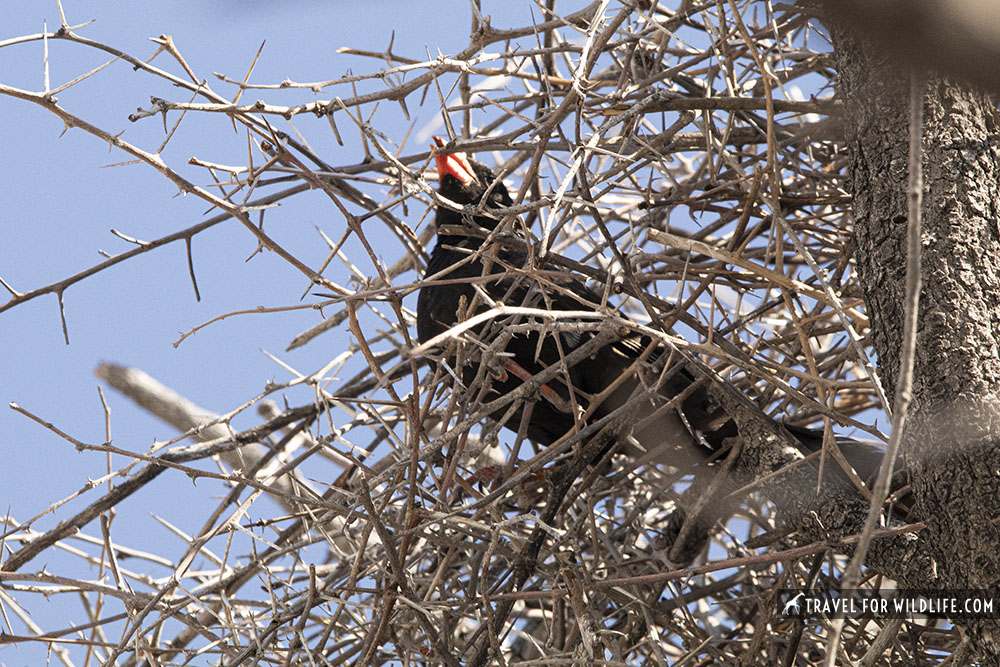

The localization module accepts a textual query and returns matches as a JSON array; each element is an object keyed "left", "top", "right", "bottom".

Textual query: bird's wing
[{"left": 420, "top": 239, "right": 889, "bottom": 489}]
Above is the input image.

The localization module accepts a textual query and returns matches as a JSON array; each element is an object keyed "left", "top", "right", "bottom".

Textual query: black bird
[{"left": 416, "top": 139, "right": 887, "bottom": 489}]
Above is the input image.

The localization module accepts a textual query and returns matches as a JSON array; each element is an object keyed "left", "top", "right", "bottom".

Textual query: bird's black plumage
[{"left": 416, "top": 140, "right": 887, "bottom": 487}]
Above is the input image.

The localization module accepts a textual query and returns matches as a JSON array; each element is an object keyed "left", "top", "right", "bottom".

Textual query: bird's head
[{"left": 431, "top": 136, "right": 512, "bottom": 230}]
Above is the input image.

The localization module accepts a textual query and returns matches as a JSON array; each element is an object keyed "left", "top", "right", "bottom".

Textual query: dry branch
[{"left": 1, "top": 2, "right": 959, "bottom": 665}]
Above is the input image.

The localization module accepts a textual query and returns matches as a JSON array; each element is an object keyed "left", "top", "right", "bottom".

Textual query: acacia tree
[{"left": 2, "top": 1, "right": 998, "bottom": 664}]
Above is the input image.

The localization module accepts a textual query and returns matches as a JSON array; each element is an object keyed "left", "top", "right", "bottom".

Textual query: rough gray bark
[{"left": 833, "top": 27, "right": 1000, "bottom": 660}]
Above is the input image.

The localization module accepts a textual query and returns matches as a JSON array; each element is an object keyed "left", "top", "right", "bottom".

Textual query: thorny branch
[{"left": 1, "top": 2, "right": 948, "bottom": 666}]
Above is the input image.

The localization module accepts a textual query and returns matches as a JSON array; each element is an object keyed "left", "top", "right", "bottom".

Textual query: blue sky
[
  {"left": 1, "top": 2, "right": 559, "bottom": 662},
  {"left": 1, "top": 3, "right": 884, "bottom": 663}
]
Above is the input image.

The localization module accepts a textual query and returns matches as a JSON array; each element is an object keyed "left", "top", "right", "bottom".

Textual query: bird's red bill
[{"left": 432, "top": 136, "right": 477, "bottom": 185}]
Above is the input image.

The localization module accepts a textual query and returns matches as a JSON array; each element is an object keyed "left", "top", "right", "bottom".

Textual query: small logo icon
[{"left": 781, "top": 592, "right": 807, "bottom": 616}]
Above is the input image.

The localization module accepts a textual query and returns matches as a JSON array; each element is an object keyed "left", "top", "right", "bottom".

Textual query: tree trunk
[{"left": 833, "top": 26, "right": 1000, "bottom": 659}]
